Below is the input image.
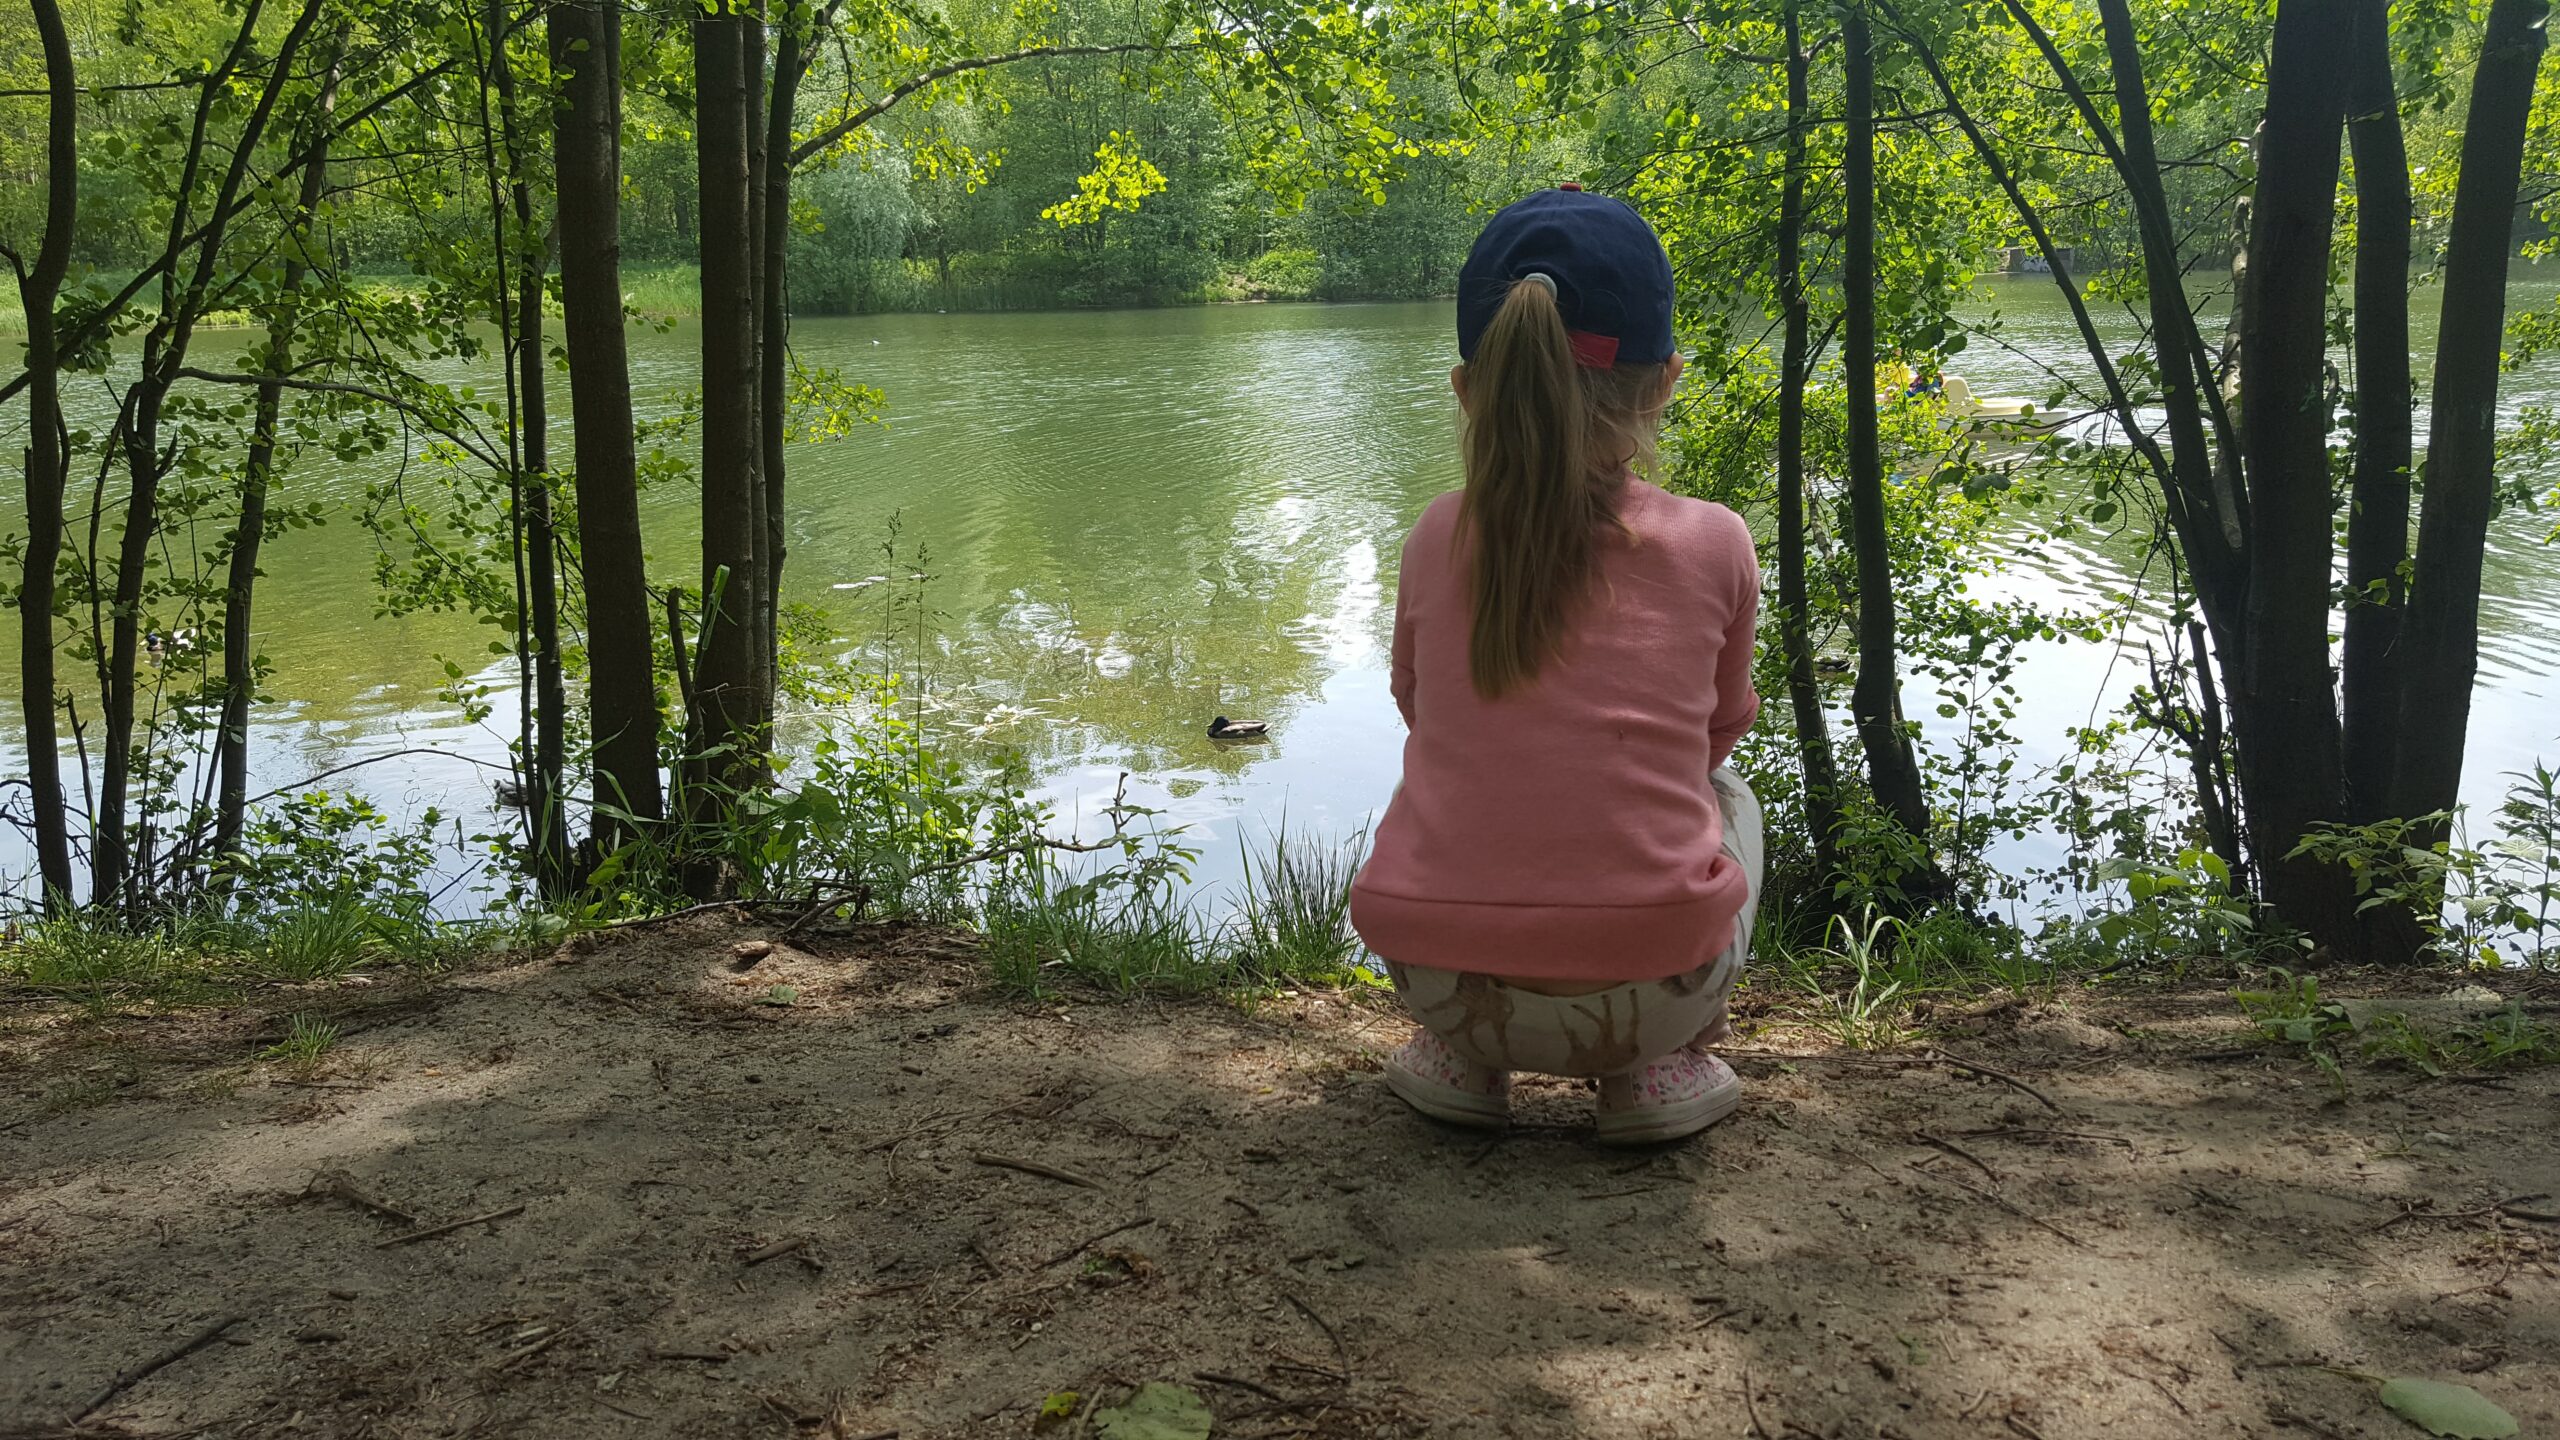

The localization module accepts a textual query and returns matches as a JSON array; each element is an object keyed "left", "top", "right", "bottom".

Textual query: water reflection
[{"left": 2, "top": 283, "right": 2553, "bottom": 916}]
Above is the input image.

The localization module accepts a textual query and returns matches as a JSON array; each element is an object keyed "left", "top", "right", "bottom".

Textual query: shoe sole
[
  {"left": 1594, "top": 1076, "right": 1743, "bottom": 1147},
  {"left": 1384, "top": 1065, "right": 1509, "bottom": 1131}
]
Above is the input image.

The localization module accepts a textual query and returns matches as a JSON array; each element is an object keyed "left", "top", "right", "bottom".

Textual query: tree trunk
[
  {"left": 550, "top": 0, "right": 665, "bottom": 842},
  {"left": 1841, "top": 2, "right": 1941, "bottom": 889},
  {"left": 691, "top": 3, "right": 767, "bottom": 824},
  {"left": 1895, "top": 1, "right": 2246, "bottom": 887},
  {"left": 2084, "top": 0, "right": 2249, "bottom": 654},
  {"left": 94, "top": 0, "right": 322, "bottom": 907},
  {"left": 743, "top": 14, "right": 775, "bottom": 727},
  {"left": 488, "top": 0, "right": 570, "bottom": 894},
  {"left": 2340, "top": 0, "right": 2414, "bottom": 826},
  {"left": 761, "top": 17, "right": 809, "bottom": 721},
  {"left": 217, "top": 49, "right": 345, "bottom": 866},
  {"left": 1776, "top": 0, "right": 1842, "bottom": 882},
  {"left": 15, "top": 0, "right": 78, "bottom": 910},
  {"left": 2393, "top": 0, "right": 2550, "bottom": 828},
  {"left": 2235, "top": 0, "right": 2359, "bottom": 954}
]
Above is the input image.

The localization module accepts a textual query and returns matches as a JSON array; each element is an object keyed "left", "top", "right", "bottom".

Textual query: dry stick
[
  {"left": 375, "top": 1202, "right": 527, "bottom": 1248},
  {"left": 1931, "top": 1048, "right": 2065, "bottom": 1113},
  {"left": 973, "top": 1153, "right": 1104, "bottom": 1190},
  {"left": 1040, "top": 1215, "right": 1155, "bottom": 1268},
  {"left": 1912, "top": 1163, "right": 2087, "bottom": 1249},
  {"left": 495, "top": 1321, "right": 580, "bottom": 1373},
  {"left": 1742, "top": 1366, "right": 1772, "bottom": 1440},
  {"left": 76, "top": 1313, "right": 246, "bottom": 1420},
  {"left": 743, "top": 1235, "right": 809, "bottom": 1265},
  {"left": 1957, "top": 1126, "right": 2136, "bottom": 1150},
  {"left": 2375, "top": 1193, "right": 2557, "bottom": 1232},
  {"left": 1914, "top": 1132, "right": 2002, "bottom": 1186},
  {"left": 1195, "top": 1371, "right": 1292, "bottom": 1404},
  {"left": 1284, "top": 1292, "right": 1351, "bottom": 1385}
]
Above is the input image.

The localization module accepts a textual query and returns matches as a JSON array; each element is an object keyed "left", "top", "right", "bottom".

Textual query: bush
[{"left": 1243, "top": 247, "right": 1323, "bottom": 302}]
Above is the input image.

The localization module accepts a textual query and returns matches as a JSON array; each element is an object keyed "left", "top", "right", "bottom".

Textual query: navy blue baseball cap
[{"left": 1457, "top": 184, "right": 1676, "bottom": 369}]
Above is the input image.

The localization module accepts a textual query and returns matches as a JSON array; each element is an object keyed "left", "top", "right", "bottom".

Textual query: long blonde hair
[{"left": 1457, "top": 276, "right": 1674, "bottom": 698}]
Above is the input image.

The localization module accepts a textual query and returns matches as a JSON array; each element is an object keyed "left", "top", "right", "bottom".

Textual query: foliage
[
  {"left": 260, "top": 1012, "right": 342, "bottom": 1073},
  {"left": 2291, "top": 766, "right": 2560, "bottom": 966},
  {"left": 1224, "top": 822, "right": 1375, "bottom": 986},
  {"left": 2236, "top": 968, "right": 2560, "bottom": 1090}
]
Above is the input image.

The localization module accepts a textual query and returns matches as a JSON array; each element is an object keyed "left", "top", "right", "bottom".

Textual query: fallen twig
[
  {"left": 1742, "top": 1367, "right": 1771, "bottom": 1440},
  {"left": 651, "top": 1347, "right": 732, "bottom": 1363},
  {"left": 742, "top": 1235, "right": 809, "bottom": 1266},
  {"left": 973, "top": 1153, "right": 1104, "bottom": 1190},
  {"left": 76, "top": 1313, "right": 245, "bottom": 1420},
  {"left": 494, "top": 1321, "right": 580, "bottom": 1373},
  {"left": 375, "top": 1202, "right": 527, "bottom": 1249},
  {"left": 1284, "top": 1292, "right": 1351, "bottom": 1385},
  {"left": 1956, "top": 1126, "right": 2136, "bottom": 1150},
  {"left": 1914, "top": 1132, "right": 2002, "bottom": 1186},
  {"left": 2375, "top": 1193, "right": 2558, "bottom": 1232},
  {"left": 1910, "top": 1163, "right": 2087, "bottom": 1249},
  {"left": 1195, "top": 1371, "right": 1292, "bottom": 1403},
  {"left": 1040, "top": 1215, "right": 1155, "bottom": 1268},
  {"left": 1930, "top": 1048, "right": 2065, "bottom": 1113}
]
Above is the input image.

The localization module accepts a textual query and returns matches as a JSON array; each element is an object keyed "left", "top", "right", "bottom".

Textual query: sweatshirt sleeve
[
  {"left": 1389, "top": 538, "right": 1418, "bottom": 730},
  {"left": 1707, "top": 511, "right": 1762, "bottom": 770}
]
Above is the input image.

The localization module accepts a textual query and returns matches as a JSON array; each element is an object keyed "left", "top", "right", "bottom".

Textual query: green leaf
[
  {"left": 1092, "top": 1383, "right": 1214, "bottom": 1440},
  {"left": 756, "top": 984, "right": 798, "bottom": 1007},
  {"left": 2378, "top": 1378, "right": 2518, "bottom": 1438},
  {"left": 1035, "top": 1391, "right": 1083, "bottom": 1430}
]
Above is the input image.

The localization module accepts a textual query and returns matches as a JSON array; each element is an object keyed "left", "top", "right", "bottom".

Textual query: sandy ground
[{"left": 3, "top": 919, "right": 2556, "bottom": 1440}]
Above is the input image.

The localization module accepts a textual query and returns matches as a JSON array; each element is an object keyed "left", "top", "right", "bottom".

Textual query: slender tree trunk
[
  {"left": 2079, "top": 0, "right": 2248, "bottom": 639},
  {"left": 2341, "top": 0, "right": 2414, "bottom": 827},
  {"left": 1893, "top": 2, "right": 2245, "bottom": 886},
  {"left": 1841, "top": 3, "right": 1940, "bottom": 889},
  {"left": 743, "top": 12, "right": 775, "bottom": 727},
  {"left": 692, "top": 3, "right": 767, "bottom": 829},
  {"left": 2236, "top": 0, "right": 2359, "bottom": 955},
  {"left": 15, "top": 0, "right": 78, "bottom": 909},
  {"left": 2393, "top": 0, "right": 2550, "bottom": 828},
  {"left": 1776, "top": 0, "right": 1841, "bottom": 881},
  {"left": 488, "top": 0, "right": 570, "bottom": 894},
  {"left": 217, "top": 50, "right": 345, "bottom": 864},
  {"left": 760, "top": 16, "right": 809, "bottom": 721},
  {"left": 94, "top": 0, "right": 321, "bottom": 907},
  {"left": 550, "top": 0, "right": 665, "bottom": 841}
]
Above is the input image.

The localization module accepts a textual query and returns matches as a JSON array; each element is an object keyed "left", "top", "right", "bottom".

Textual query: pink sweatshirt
[{"left": 1350, "top": 477, "right": 1762, "bottom": 983}]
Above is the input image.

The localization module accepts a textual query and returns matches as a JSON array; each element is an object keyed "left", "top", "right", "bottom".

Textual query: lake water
[{"left": 4, "top": 275, "right": 2556, "bottom": 918}]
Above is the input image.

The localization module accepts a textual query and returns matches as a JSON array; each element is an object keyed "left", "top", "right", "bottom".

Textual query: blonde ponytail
[{"left": 1457, "top": 276, "right": 1673, "bottom": 698}]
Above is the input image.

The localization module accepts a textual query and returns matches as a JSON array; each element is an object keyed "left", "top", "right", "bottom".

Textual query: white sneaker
[{"left": 1595, "top": 1049, "right": 1742, "bottom": 1146}]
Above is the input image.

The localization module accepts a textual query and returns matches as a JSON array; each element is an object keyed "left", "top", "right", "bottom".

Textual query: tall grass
[
  {"left": 981, "top": 825, "right": 1376, "bottom": 997},
  {"left": 1225, "top": 821, "right": 1370, "bottom": 985}
]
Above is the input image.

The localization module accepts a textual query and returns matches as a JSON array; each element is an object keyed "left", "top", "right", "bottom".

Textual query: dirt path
[{"left": 4, "top": 922, "right": 2555, "bottom": 1439}]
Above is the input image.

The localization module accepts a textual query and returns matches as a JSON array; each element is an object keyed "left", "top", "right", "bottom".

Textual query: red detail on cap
[
  {"left": 1558, "top": 181, "right": 1584, "bottom": 191},
  {"left": 1568, "top": 331, "right": 1620, "bottom": 368}
]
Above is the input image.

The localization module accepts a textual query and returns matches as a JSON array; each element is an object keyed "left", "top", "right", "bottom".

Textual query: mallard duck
[
  {"left": 145, "top": 626, "right": 200, "bottom": 661},
  {"left": 1207, "top": 715, "right": 1270, "bottom": 741}
]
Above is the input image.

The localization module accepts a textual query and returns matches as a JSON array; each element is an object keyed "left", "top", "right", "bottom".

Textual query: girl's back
[{"left": 1352, "top": 478, "right": 1759, "bottom": 984}]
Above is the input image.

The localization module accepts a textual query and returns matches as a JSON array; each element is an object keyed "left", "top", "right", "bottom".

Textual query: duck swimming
[{"left": 1206, "top": 715, "right": 1270, "bottom": 741}]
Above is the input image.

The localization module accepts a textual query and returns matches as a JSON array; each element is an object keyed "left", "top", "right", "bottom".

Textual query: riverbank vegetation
[{"left": 3, "top": 0, "right": 2559, "bottom": 1019}]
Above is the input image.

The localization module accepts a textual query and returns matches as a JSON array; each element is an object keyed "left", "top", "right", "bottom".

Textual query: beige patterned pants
[{"left": 1385, "top": 767, "right": 1763, "bottom": 1078}]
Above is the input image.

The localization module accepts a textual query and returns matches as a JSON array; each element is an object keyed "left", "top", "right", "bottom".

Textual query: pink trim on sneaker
[
  {"left": 1595, "top": 1049, "right": 1741, "bottom": 1146},
  {"left": 1383, "top": 1027, "right": 1511, "bottom": 1130}
]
